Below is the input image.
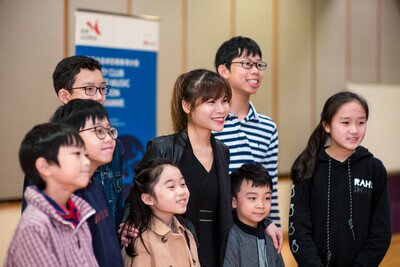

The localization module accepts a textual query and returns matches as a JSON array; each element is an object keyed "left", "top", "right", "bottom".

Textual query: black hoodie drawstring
[
  {"left": 347, "top": 159, "right": 356, "bottom": 240},
  {"left": 326, "top": 158, "right": 332, "bottom": 266},
  {"left": 326, "top": 157, "right": 356, "bottom": 267}
]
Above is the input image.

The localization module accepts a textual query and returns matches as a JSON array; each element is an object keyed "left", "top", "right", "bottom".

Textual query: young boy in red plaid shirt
[{"left": 4, "top": 123, "right": 98, "bottom": 267}]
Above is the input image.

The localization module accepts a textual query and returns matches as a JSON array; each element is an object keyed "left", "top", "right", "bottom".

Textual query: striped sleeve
[{"left": 214, "top": 109, "right": 281, "bottom": 227}]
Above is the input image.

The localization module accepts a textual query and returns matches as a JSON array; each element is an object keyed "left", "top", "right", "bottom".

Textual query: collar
[
  {"left": 233, "top": 210, "right": 265, "bottom": 239},
  {"left": 25, "top": 186, "right": 95, "bottom": 230},
  {"left": 151, "top": 216, "right": 186, "bottom": 236},
  {"left": 38, "top": 190, "right": 81, "bottom": 228},
  {"left": 228, "top": 101, "right": 260, "bottom": 122}
]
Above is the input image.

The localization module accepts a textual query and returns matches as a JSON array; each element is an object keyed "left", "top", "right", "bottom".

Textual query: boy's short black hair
[
  {"left": 214, "top": 36, "right": 262, "bottom": 71},
  {"left": 231, "top": 163, "right": 272, "bottom": 197},
  {"left": 50, "top": 99, "right": 109, "bottom": 131},
  {"left": 53, "top": 55, "right": 102, "bottom": 94},
  {"left": 19, "top": 123, "right": 85, "bottom": 190}
]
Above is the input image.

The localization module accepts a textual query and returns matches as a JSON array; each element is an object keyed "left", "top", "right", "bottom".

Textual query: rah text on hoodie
[{"left": 289, "top": 146, "right": 391, "bottom": 267}]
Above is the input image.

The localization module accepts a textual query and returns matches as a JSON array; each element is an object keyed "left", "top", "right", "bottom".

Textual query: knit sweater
[
  {"left": 223, "top": 212, "right": 284, "bottom": 267},
  {"left": 4, "top": 186, "right": 98, "bottom": 267}
]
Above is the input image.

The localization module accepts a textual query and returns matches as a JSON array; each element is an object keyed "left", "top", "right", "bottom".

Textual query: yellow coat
[{"left": 122, "top": 216, "right": 200, "bottom": 267}]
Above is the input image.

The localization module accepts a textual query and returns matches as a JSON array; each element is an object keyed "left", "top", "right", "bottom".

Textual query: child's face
[
  {"left": 63, "top": 69, "right": 106, "bottom": 104},
  {"left": 184, "top": 96, "right": 229, "bottom": 133},
  {"left": 145, "top": 165, "right": 190, "bottom": 225},
  {"left": 79, "top": 117, "right": 116, "bottom": 171},
  {"left": 220, "top": 51, "right": 265, "bottom": 98},
  {"left": 46, "top": 145, "right": 91, "bottom": 192},
  {"left": 323, "top": 101, "right": 367, "bottom": 158},
  {"left": 232, "top": 180, "right": 271, "bottom": 228}
]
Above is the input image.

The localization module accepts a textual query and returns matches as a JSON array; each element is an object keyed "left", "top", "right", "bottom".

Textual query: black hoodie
[{"left": 289, "top": 146, "right": 391, "bottom": 267}]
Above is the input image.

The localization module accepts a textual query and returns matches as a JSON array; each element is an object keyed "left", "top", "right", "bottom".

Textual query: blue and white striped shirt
[{"left": 213, "top": 102, "right": 281, "bottom": 227}]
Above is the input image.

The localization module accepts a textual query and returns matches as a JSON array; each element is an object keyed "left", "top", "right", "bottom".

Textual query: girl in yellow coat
[{"left": 122, "top": 158, "right": 200, "bottom": 267}]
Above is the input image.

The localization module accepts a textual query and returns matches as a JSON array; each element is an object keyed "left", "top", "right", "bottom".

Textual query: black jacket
[
  {"left": 138, "top": 130, "right": 233, "bottom": 265},
  {"left": 289, "top": 146, "right": 391, "bottom": 267}
]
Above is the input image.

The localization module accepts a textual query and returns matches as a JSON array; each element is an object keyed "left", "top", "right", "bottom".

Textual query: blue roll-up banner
[{"left": 75, "top": 10, "right": 159, "bottom": 193}]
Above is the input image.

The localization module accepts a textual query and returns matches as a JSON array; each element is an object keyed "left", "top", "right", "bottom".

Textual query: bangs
[
  {"left": 67, "top": 133, "right": 85, "bottom": 148},
  {"left": 50, "top": 99, "right": 109, "bottom": 131},
  {"left": 194, "top": 73, "right": 232, "bottom": 105},
  {"left": 59, "top": 130, "right": 85, "bottom": 148},
  {"left": 236, "top": 39, "right": 262, "bottom": 59},
  {"left": 83, "top": 113, "right": 108, "bottom": 129},
  {"left": 237, "top": 47, "right": 262, "bottom": 59}
]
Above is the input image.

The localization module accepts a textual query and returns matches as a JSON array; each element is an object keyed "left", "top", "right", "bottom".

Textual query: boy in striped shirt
[{"left": 214, "top": 36, "right": 283, "bottom": 252}]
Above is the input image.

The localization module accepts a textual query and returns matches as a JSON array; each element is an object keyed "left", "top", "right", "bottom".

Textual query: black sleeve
[
  {"left": 289, "top": 180, "right": 324, "bottom": 266},
  {"left": 353, "top": 158, "right": 391, "bottom": 266}
]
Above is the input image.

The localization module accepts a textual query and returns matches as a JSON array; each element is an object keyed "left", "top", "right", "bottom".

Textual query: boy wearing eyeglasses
[
  {"left": 214, "top": 36, "right": 283, "bottom": 253},
  {"left": 50, "top": 99, "right": 123, "bottom": 267},
  {"left": 22, "top": 56, "right": 124, "bottom": 234}
]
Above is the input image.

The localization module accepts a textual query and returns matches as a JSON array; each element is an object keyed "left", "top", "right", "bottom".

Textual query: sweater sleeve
[
  {"left": 353, "top": 159, "right": 391, "bottom": 266},
  {"left": 5, "top": 223, "right": 59, "bottom": 267},
  {"left": 223, "top": 229, "right": 240, "bottom": 267},
  {"left": 289, "top": 180, "right": 324, "bottom": 267}
]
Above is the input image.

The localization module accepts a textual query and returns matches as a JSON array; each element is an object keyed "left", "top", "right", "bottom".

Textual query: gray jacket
[{"left": 223, "top": 223, "right": 285, "bottom": 267}]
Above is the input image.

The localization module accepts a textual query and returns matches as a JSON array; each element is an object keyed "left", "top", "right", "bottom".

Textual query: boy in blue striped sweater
[{"left": 214, "top": 36, "right": 283, "bottom": 252}]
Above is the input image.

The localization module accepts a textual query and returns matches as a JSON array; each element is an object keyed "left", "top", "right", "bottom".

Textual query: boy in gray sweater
[{"left": 224, "top": 163, "right": 284, "bottom": 267}]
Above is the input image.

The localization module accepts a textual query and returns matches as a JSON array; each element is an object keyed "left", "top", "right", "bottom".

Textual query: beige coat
[{"left": 122, "top": 216, "right": 200, "bottom": 267}]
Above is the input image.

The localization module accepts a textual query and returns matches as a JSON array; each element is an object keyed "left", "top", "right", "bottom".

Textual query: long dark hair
[
  {"left": 291, "top": 91, "right": 369, "bottom": 182},
  {"left": 123, "top": 158, "right": 179, "bottom": 257},
  {"left": 171, "top": 69, "right": 231, "bottom": 133}
]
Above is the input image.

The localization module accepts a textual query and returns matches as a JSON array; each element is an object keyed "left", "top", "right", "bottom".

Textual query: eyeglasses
[
  {"left": 79, "top": 126, "right": 118, "bottom": 140},
  {"left": 71, "top": 85, "right": 111, "bottom": 96},
  {"left": 230, "top": 60, "right": 268, "bottom": 71}
]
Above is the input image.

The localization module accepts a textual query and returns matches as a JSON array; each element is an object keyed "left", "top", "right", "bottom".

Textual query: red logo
[{"left": 86, "top": 20, "right": 101, "bottom": 35}]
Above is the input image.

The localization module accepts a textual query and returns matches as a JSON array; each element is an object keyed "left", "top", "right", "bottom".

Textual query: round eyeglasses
[
  {"left": 79, "top": 126, "right": 118, "bottom": 140},
  {"left": 230, "top": 60, "right": 267, "bottom": 71},
  {"left": 71, "top": 85, "right": 111, "bottom": 96}
]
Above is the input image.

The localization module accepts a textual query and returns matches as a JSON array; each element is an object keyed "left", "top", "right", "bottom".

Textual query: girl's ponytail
[
  {"left": 123, "top": 181, "right": 153, "bottom": 257},
  {"left": 291, "top": 123, "right": 328, "bottom": 182}
]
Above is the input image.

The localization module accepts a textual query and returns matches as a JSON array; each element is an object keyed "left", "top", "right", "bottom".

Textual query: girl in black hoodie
[{"left": 289, "top": 91, "right": 391, "bottom": 266}]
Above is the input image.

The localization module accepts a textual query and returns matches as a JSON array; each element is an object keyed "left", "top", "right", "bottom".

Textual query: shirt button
[{"left": 161, "top": 235, "right": 168, "bottom": 243}]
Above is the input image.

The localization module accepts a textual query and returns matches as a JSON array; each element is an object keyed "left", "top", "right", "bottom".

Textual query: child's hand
[
  {"left": 265, "top": 223, "right": 283, "bottom": 254},
  {"left": 118, "top": 223, "right": 139, "bottom": 247}
]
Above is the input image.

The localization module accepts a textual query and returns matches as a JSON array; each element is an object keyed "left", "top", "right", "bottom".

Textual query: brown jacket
[{"left": 122, "top": 216, "right": 200, "bottom": 267}]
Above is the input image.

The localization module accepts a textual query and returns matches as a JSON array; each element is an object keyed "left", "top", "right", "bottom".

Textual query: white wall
[{"left": 1, "top": 0, "right": 399, "bottom": 200}]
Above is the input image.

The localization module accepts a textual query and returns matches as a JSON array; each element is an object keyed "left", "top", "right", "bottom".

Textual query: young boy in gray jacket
[{"left": 224, "top": 163, "right": 284, "bottom": 267}]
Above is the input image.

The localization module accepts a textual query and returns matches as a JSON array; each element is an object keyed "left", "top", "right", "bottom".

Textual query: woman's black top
[{"left": 179, "top": 139, "right": 219, "bottom": 267}]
